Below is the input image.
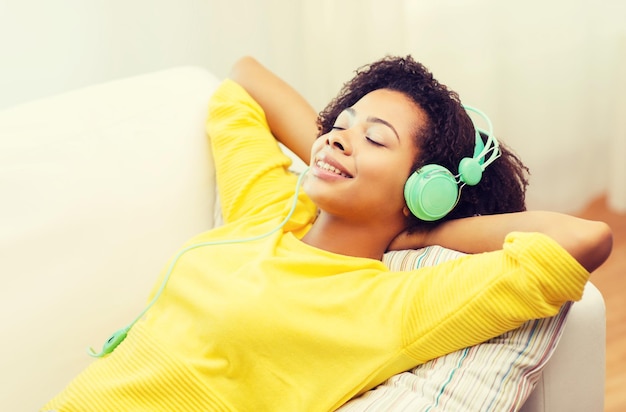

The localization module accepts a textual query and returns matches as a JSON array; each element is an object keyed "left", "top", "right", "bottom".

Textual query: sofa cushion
[{"left": 0, "top": 66, "right": 221, "bottom": 411}]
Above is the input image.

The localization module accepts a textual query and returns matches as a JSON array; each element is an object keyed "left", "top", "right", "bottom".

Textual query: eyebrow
[{"left": 344, "top": 107, "right": 400, "bottom": 141}]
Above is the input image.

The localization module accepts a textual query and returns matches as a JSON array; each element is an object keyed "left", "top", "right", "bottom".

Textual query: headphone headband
[{"left": 462, "top": 105, "right": 500, "bottom": 169}]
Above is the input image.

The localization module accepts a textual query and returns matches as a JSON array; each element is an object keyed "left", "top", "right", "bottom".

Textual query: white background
[{"left": 1, "top": 0, "right": 625, "bottom": 212}]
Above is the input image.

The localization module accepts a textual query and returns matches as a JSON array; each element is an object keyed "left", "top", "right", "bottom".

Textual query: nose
[{"left": 326, "top": 130, "right": 352, "bottom": 154}]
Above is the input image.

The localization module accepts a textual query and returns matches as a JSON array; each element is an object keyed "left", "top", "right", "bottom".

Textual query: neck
[{"left": 301, "top": 212, "right": 405, "bottom": 260}]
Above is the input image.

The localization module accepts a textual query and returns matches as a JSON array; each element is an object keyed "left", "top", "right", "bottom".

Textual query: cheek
[
  {"left": 364, "top": 163, "right": 411, "bottom": 206},
  {"left": 308, "top": 138, "right": 325, "bottom": 164}
]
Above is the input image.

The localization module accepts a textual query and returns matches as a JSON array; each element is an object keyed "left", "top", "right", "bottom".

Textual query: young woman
[{"left": 43, "top": 56, "right": 612, "bottom": 412}]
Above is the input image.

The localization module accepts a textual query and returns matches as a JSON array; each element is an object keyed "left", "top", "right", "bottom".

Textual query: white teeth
[{"left": 316, "top": 160, "right": 350, "bottom": 177}]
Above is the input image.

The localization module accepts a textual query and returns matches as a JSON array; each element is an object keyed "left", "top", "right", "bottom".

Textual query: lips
[{"left": 314, "top": 156, "right": 353, "bottom": 178}]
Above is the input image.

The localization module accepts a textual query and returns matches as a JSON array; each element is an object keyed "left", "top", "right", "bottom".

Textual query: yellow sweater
[{"left": 43, "top": 80, "right": 589, "bottom": 412}]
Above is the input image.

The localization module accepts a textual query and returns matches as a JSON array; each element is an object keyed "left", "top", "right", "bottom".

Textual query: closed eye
[{"left": 366, "top": 136, "right": 384, "bottom": 147}]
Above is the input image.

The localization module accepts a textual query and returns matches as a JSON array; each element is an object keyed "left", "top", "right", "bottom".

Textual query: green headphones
[{"left": 404, "top": 105, "right": 500, "bottom": 221}]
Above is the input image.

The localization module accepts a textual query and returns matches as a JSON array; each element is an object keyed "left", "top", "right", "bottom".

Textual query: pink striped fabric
[{"left": 337, "top": 246, "right": 572, "bottom": 412}]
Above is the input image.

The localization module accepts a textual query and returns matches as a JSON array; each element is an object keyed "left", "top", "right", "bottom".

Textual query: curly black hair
[{"left": 317, "top": 55, "right": 529, "bottom": 231}]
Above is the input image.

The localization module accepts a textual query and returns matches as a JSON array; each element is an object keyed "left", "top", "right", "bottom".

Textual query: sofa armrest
[
  {"left": 0, "top": 67, "right": 220, "bottom": 411},
  {"left": 521, "top": 282, "right": 606, "bottom": 412}
]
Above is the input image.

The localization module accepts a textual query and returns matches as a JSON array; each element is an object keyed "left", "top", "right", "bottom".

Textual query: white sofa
[{"left": 0, "top": 67, "right": 606, "bottom": 411}]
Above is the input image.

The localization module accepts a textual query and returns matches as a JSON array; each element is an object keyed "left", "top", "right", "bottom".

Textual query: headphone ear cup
[
  {"left": 458, "top": 157, "right": 483, "bottom": 186},
  {"left": 404, "top": 164, "right": 459, "bottom": 221}
]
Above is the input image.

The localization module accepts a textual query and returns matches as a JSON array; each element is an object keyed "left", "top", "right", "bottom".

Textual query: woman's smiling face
[{"left": 305, "top": 88, "right": 427, "bottom": 224}]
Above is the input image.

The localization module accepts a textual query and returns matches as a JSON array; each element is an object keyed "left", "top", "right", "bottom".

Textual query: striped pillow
[{"left": 337, "top": 246, "right": 572, "bottom": 412}]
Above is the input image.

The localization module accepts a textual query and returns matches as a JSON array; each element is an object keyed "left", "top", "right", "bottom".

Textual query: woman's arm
[
  {"left": 389, "top": 211, "right": 613, "bottom": 273},
  {"left": 229, "top": 56, "right": 318, "bottom": 163}
]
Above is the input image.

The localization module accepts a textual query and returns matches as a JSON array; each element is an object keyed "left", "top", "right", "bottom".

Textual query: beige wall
[{"left": 1, "top": 0, "right": 624, "bottom": 212}]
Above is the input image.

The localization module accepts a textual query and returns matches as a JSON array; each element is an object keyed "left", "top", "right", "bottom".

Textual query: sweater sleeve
[
  {"left": 205, "top": 79, "right": 297, "bottom": 224},
  {"left": 401, "top": 231, "right": 590, "bottom": 364}
]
